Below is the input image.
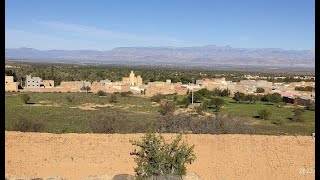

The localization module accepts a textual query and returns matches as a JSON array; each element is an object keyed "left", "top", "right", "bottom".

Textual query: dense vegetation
[{"left": 5, "top": 62, "right": 314, "bottom": 87}]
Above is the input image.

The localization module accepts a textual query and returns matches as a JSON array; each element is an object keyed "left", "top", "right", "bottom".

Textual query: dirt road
[{"left": 5, "top": 131, "right": 314, "bottom": 180}]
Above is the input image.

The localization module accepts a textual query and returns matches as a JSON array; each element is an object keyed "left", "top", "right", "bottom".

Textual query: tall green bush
[{"left": 130, "top": 132, "right": 196, "bottom": 179}]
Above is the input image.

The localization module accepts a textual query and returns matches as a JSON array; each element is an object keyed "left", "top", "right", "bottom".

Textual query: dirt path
[{"left": 5, "top": 131, "right": 314, "bottom": 180}]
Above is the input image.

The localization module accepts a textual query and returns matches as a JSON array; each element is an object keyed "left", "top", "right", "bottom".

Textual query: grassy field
[{"left": 5, "top": 92, "right": 314, "bottom": 135}]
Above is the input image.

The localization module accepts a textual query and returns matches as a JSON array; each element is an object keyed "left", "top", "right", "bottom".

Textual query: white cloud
[{"left": 33, "top": 20, "right": 183, "bottom": 44}]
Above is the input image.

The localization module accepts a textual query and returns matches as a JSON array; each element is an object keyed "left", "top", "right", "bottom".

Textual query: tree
[
  {"left": 258, "top": 109, "right": 271, "bottom": 120},
  {"left": 233, "top": 92, "right": 245, "bottom": 103},
  {"left": 20, "top": 94, "right": 30, "bottom": 104},
  {"left": 307, "top": 102, "right": 315, "bottom": 111},
  {"left": 212, "top": 88, "right": 222, "bottom": 96},
  {"left": 151, "top": 94, "right": 163, "bottom": 103},
  {"left": 255, "top": 87, "right": 265, "bottom": 93},
  {"left": 159, "top": 101, "right": 176, "bottom": 115},
  {"left": 81, "top": 85, "right": 91, "bottom": 93},
  {"left": 262, "top": 93, "right": 282, "bottom": 104},
  {"left": 209, "top": 97, "right": 225, "bottom": 112},
  {"left": 109, "top": 94, "right": 118, "bottom": 103},
  {"left": 292, "top": 109, "right": 305, "bottom": 122},
  {"left": 220, "top": 89, "right": 230, "bottom": 97},
  {"left": 178, "top": 97, "right": 190, "bottom": 108},
  {"left": 97, "top": 90, "right": 107, "bottom": 96},
  {"left": 130, "top": 132, "right": 196, "bottom": 179}
]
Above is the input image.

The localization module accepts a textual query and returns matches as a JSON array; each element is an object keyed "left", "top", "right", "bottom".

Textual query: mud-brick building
[{"left": 5, "top": 76, "right": 19, "bottom": 92}]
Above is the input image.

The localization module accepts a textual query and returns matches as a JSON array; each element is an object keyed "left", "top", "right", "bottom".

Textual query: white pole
[{"left": 192, "top": 90, "right": 194, "bottom": 104}]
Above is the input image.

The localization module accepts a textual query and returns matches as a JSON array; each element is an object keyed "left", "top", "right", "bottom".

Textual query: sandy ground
[{"left": 5, "top": 131, "right": 314, "bottom": 180}]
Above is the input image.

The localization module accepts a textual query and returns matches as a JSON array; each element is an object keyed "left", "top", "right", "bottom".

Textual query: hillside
[{"left": 5, "top": 45, "right": 315, "bottom": 68}]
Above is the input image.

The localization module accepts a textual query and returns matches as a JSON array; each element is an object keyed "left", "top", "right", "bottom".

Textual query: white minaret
[{"left": 129, "top": 71, "right": 135, "bottom": 85}]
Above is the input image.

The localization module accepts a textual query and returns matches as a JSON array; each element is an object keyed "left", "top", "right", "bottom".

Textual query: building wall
[
  {"left": 5, "top": 76, "right": 14, "bottom": 83},
  {"left": 42, "top": 80, "right": 55, "bottom": 88},
  {"left": 26, "top": 75, "right": 42, "bottom": 88}
]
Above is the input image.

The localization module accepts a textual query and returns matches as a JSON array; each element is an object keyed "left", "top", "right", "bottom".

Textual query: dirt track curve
[{"left": 5, "top": 131, "right": 315, "bottom": 180}]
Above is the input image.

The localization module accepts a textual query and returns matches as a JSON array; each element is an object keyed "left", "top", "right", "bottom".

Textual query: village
[{"left": 5, "top": 70, "right": 315, "bottom": 106}]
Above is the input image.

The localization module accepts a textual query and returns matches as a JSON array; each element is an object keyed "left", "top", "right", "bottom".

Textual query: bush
[
  {"left": 258, "top": 109, "right": 272, "bottom": 120},
  {"left": 158, "top": 114, "right": 192, "bottom": 133},
  {"left": 90, "top": 116, "right": 116, "bottom": 133},
  {"left": 159, "top": 101, "right": 176, "bottom": 115},
  {"left": 292, "top": 109, "right": 305, "bottom": 122},
  {"left": 191, "top": 114, "right": 251, "bottom": 134},
  {"left": 81, "top": 86, "right": 91, "bottom": 93},
  {"left": 151, "top": 94, "right": 164, "bottom": 103},
  {"left": 12, "top": 118, "right": 44, "bottom": 132},
  {"left": 178, "top": 97, "right": 190, "bottom": 108},
  {"left": 97, "top": 90, "right": 107, "bottom": 96},
  {"left": 209, "top": 97, "right": 225, "bottom": 112},
  {"left": 66, "top": 95, "right": 75, "bottom": 103},
  {"left": 130, "top": 132, "right": 196, "bottom": 179},
  {"left": 109, "top": 94, "right": 118, "bottom": 103},
  {"left": 120, "top": 91, "right": 133, "bottom": 97},
  {"left": 20, "top": 94, "right": 30, "bottom": 104},
  {"left": 194, "top": 106, "right": 205, "bottom": 115},
  {"left": 307, "top": 102, "right": 315, "bottom": 111},
  {"left": 255, "top": 87, "right": 265, "bottom": 93}
]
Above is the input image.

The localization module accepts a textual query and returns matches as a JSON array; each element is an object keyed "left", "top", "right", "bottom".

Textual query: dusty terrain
[{"left": 5, "top": 131, "right": 314, "bottom": 180}]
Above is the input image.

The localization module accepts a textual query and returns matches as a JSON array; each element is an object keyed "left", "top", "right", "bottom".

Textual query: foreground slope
[{"left": 5, "top": 131, "right": 314, "bottom": 180}]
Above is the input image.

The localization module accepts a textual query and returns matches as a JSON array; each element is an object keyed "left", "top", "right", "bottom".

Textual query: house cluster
[{"left": 5, "top": 70, "right": 315, "bottom": 106}]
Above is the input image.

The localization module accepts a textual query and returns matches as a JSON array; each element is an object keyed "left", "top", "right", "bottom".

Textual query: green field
[{"left": 5, "top": 92, "right": 314, "bottom": 135}]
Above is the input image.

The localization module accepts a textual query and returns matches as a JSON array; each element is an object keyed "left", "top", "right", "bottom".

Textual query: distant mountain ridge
[{"left": 5, "top": 45, "right": 315, "bottom": 68}]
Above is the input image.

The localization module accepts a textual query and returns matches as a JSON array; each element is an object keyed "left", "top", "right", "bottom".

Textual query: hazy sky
[{"left": 5, "top": 0, "right": 315, "bottom": 50}]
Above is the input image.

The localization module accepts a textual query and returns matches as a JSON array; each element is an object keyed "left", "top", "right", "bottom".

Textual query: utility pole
[{"left": 191, "top": 90, "right": 194, "bottom": 104}]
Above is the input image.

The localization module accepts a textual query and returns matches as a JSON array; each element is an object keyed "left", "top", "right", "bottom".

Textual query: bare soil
[{"left": 5, "top": 131, "right": 314, "bottom": 180}]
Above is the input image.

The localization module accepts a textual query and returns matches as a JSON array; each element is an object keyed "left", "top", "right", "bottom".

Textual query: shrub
[
  {"left": 292, "top": 109, "right": 305, "bottom": 122},
  {"left": 159, "top": 101, "right": 176, "bottom": 115},
  {"left": 209, "top": 97, "right": 225, "bottom": 112},
  {"left": 130, "top": 132, "right": 196, "bottom": 179},
  {"left": 120, "top": 91, "right": 133, "bottom": 97},
  {"left": 178, "top": 97, "right": 190, "bottom": 108},
  {"left": 191, "top": 114, "right": 251, "bottom": 134},
  {"left": 12, "top": 118, "right": 44, "bottom": 132},
  {"left": 233, "top": 92, "right": 245, "bottom": 103},
  {"left": 90, "top": 116, "right": 116, "bottom": 133},
  {"left": 97, "top": 90, "right": 107, "bottom": 96},
  {"left": 258, "top": 109, "right": 272, "bottom": 120},
  {"left": 66, "top": 95, "right": 75, "bottom": 103},
  {"left": 194, "top": 106, "right": 205, "bottom": 115},
  {"left": 151, "top": 94, "right": 164, "bottom": 103},
  {"left": 158, "top": 114, "right": 192, "bottom": 133},
  {"left": 255, "top": 87, "right": 265, "bottom": 93},
  {"left": 81, "top": 86, "right": 91, "bottom": 93},
  {"left": 20, "top": 94, "right": 30, "bottom": 104},
  {"left": 307, "top": 102, "right": 315, "bottom": 111},
  {"left": 109, "top": 94, "right": 118, "bottom": 103}
]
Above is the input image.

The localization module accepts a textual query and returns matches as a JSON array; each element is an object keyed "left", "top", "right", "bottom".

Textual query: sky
[{"left": 5, "top": 0, "right": 315, "bottom": 50}]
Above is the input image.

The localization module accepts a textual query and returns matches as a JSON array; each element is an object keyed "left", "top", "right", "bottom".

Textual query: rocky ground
[{"left": 5, "top": 131, "right": 314, "bottom": 180}]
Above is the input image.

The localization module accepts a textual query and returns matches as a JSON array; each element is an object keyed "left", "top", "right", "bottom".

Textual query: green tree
[
  {"left": 178, "top": 97, "right": 190, "bottom": 108},
  {"left": 130, "top": 132, "right": 196, "bottom": 179},
  {"left": 220, "top": 89, "right": 230, "bottom": 97},
  {"left": 20, "top": 94, "right": 30, "bottom": 104},
  {"left": 233, "top": 92, "right": 245, "bottom": 103},
  {"left": 209, "top": 97, "right": 225, "bottom": 112},
  {"left": 255, "top": 87, "right": 265, "bottom": 93}
]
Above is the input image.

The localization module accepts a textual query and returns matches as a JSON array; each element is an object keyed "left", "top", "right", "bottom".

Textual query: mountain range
[{"left": 5, "top": 45, "right": 315, "bottom": 68}]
